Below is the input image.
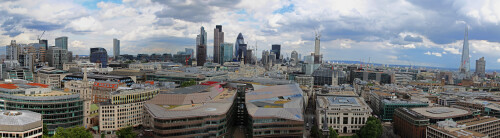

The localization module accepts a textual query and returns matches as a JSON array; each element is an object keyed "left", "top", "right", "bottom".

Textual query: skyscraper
[
  {"left": 220, "top": 43, "right": 233, "bottom": 64},
  {"left": 90, "top": 47, "right": 108, "bottom": 68},
  {"left": 197, "top": 26, "right": 207, "bottom": 66},
  {"left": 291, "top": 50, "right": 298, "bottom": 65},
  {"left": 476, "top": 57, "right": 485, "bottom": 77},
  {"left": 55, "top": 36, "right": 68, "bottom": 50},
  {"left": 7, "top": 40, "right": 18, "bottom": 60},
  {"left": 214, "top": 25, "right": 224, "bottom": 64},
  {"left": 235, "top": 33, "right": 245, "bottom": 61},
  {"left": 113, "top": 38, "right": 120, "bottom": 59},
  {"left": 46, "top": 46, "right": 68, "bottom": 69},
  {"left": 314, "top": 32, "right": 322, "bottom": 63},
  {"left": 271, "top": 44, "right": 281, "bottom": 60},
  {"left": 459, "top": 26, "right": 470, "bottom": 74}
]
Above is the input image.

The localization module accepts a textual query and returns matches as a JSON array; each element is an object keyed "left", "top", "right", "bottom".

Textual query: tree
[
  {"left": 101, "top": 133, "right": 106, "bottom": 138},
  {"left": 329, "top": 127, "right": 338, "bottom": 138},
  {"left": 311, "top": 125, "right": 322, "bottom": 138},
  {"left": 180, "top": 79, "right": 197, "bottom": 87},
  {"left": 116, "top": 126, "right": 137, "bottom": 138},
  {"left": 53, "top": 126, "right": 92, "bottom": 138},
  {"left": 358, "top": 116, "right": 383, "bottom": 138},
  {"left": 43, "top": 123, "right": 48, "bottom": 136}
]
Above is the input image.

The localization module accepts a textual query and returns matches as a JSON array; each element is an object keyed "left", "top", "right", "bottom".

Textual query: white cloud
[
  {"left": 443, "top": 47, "right": 461, "bottom": 54},
  {"left": 66, "top": 16, "right": 103, "bottom": 32},
  {"left": 424, "top": 51, "right": 442, "bottom": 57},
  {"left": 497, "top": 58, "right": 500, "bottom": 63}
]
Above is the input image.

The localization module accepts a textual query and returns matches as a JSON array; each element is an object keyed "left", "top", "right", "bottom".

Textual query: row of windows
[{"left": 0, "top": 127, "right": 42, "bottom": 138}]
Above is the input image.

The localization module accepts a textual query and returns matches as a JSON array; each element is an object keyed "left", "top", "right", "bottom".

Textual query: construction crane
[{"left": 37, "top": 31, "right": 45, "bottom": 41}]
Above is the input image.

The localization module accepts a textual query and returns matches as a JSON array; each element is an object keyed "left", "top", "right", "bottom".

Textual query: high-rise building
[
  {"left": 245, "top": 49, "right": 253, "bottom": 64},
  {"left": 262, "top": 50, "right": 269, "bottom": 66},
  {"left": 7, "top": 40, "right": 18, "bottom": 60},
  {"left": 235, "top": 33, "right": 245, "bottom": 61},
  {"left": 459, "top": 26, "right": 470, "bottom": 74},
  {"left": 185, "top": 48, "right": 194, "bottom": 58},
  {"left": 214, "top": 25, "right": 224, "bottom": 64},
  {"left": 476, "top": 57, "right": 486, "bottom": 77},
  {"left": 90, "top": 47, "right": 108, "bottom": 68},
  {"left": 291, "top": 50, "right": 298, "bottom": 65},
  {"left": 314, "top": 32, "right": 323, "bottom": 63},
  {"left": 113, "top": 38, "right": 120, "bottom": 59},
  {"left": 238, "top": 44, "right": 247, "bottom": 61},
  {"left": 271, "top": 44, "right": 281, "bottom": 60},
  {"left": 46, "top": 46, "right": 68, "bottom": 69},
  {"left": 220, "top": 43, "right": 233, "bottom": 64},
  {"left": 39, "top": 39, "right": 48, "bottom": 50},
  {"left": 196, "top": 26, "right": 207, "bottom": 66},
  {"left": 55, "top": 36, "right": 68, "bottom": 50}
]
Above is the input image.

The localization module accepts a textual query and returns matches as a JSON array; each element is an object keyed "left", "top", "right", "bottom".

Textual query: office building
[
  {"left": 245, "top": 49, "right": 252, "bottom": 64},
  {"left": 63, "top": 73, "right": 134, "bottom": 86},
  {"left": 4, "top": 68, "right": 34, "bottom": 82},
  {"left": 220, "top": 43, "right": 233, "bottom": 64},
  {"left": 245, "top": 83, "right": 304, "bottom": 137},
  {"left": 0, "top": 82, "right": 83, "bottom": 134},
  {"left": 351, "top": 70, "right": 392, "bottom": 84},
  {"left": 314, "top": 32, "right": 322, "bottom": 63},
  {"left": 113, "top": 38, "right": 120, "bottom": 59},
  {"left": 55, "top": 36, "right": 68, "bottom": 50},
  {"left": 46, "top": 46, "right": 68, "bottom": 69},
  {"left": 426, "top": 116, "right": 500, "bottom": 138},
  {"left": 185, "top": 48, "right": 194, "bottom": 59},
  {"left": 317, "top": 96, "right": 372, "bottom": 135},
  {"left": 312, "top": 68, "right": 338, "bottom": 86},
  {"left": 0, "top": 110, "right": 43, "bottom": 138},
  {"left": 90, "top": 47, "right": 108, "bottom": 68},
  {"left": 238, "top": 44, "right": 247, "bottom": 61},
  {"left": 235, "top": 33, "right": 245, "bottom": 61},
  {"left": 394, "top": 106, "right": 477, "bottom": 138},
  {"left": 34, "top": 67, "right": 68, "bottom": 88},
  {"left": 459, "top": 26, "right": 470, "bottom": 74},
  {"left": 271, "top": 44, "right": 281, "bottom": 60},
  {"left": 476, "top": 57, "right": 486, "bottom": 77},
  {"left": 196, "top": 26, "right": 207, "bottom": 66},
  {"left": 39, "top": 39, "right": 48, "bottom": 50},
  {"left": 144, "top": 83, "right": 236, "bottom": 137},
  {"left": 7, "top": 40, "right": 18, "bottom": 61},
  {"left": 369, "top": 91, "right": 428, "bottom": 121},
  {"left": 91, "top": 81, "right": 121, "bottom": 103},
  {"left": 291, "top": 50, "right": 298, "bottom": 66},
  {"left": 213, "top": 25, "right": 224, "bottom": 64},
  {"left": 99, "top": 85, "right": 159, "bottom": 134}
]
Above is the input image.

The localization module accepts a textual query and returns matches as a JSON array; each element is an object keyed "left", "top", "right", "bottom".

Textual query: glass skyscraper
[
  {"left": 196, "top": 26, "right": 207, "bottom": 66},
  {"left": 90, "top": 47, "right": 108, "bottom": 68},
  {"left": 271, "top": 44, "right": 281, "bottom": 60},
  {"left": 113, "top": 38, "right": 120, "bottom": 59},
  {"left": 55, "top": 36, "right": 68, "bottom": 50},
  {"left": 220, "top": 43, "right": 233, "bottom": 64},
  {"left": 235, "top": 33, "right": 245, "bottom": 61}
]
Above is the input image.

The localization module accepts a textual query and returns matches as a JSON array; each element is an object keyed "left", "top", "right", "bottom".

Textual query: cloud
[
  {"left": 65, "top": 16, "right": 103, "bottom": 33},
  {"left": 153, "top": 0, "right": 242, "bottom": 22},
  {"left": 403, "top": 35, "right": 423, "bottom": 42},
  {"left": 424, "top": 51, "right": 442, "bottom": 57},
  {"left": 443, "top": 47, "right": 461, "bottom": 54},
  {"left": 497, "top": 58, "right": 500, "bottom": 63}
]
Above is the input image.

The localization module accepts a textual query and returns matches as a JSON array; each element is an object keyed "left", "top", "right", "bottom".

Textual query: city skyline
[{"left": 3, "top": 1, "right": 500, "bottom": 68}]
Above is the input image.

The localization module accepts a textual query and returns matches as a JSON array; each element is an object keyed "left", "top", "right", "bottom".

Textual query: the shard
[{"left": 459, "top": 26, "right": 470, "bottom": 74}]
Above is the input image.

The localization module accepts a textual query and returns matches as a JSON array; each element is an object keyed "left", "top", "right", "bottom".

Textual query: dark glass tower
[
  {"left": 235, "top": 33, "right": 245, "bottom": 61},
  {"left": 197, "top": 26, "right": 207, "bottom": 66},
  {"left": 271, "top": 44, "right": 281, "bottom": 60},
  {"left": 90, "top": 47, "right": 108, "bottom": 68},
  {"left": 214, "top": 25, "right": 224, "bottom": 64}
]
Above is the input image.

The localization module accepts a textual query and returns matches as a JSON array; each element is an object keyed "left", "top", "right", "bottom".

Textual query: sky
[{"left": 3, "top": 0, "right": 500, "bottom": 69}]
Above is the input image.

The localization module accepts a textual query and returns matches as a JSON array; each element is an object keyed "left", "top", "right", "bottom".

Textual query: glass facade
[
  {"left": 0, "top": 93, "right": 83, "bottom": 134},
  {"left": 90, "top": 48, "right": 108, "bottom": 68},
  {"left": 220, "top": 43, "right": 233, "bottom": 64}
]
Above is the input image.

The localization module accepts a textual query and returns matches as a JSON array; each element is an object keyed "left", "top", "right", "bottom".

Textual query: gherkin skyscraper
[{"left": 459, "top": 26, "right": 470, "bottom": 74}]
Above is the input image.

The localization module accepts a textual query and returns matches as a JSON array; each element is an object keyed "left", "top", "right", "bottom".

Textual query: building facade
[
  {"left": 46, "top": 46, "right": 68, "bottom": 69},
  {"left": 113, "top": 38, "right": 120, "bottom": 59},
  {"left": 196, "top": 26, "right": 207, "bottom": 66},
  {"left": 90, "top": 47, "right": 108, "bottom": 68},
  {"left": 0, "top": 110, "right": 43, "bottom": 138},
  {"left": 475, "top": 57, "right": 485, "bottom": 77},
  {"left": 55, "top": 36, "right": 68, "bottom": 50},
  {"left": 220, "top": 42, "right": 233, "bottom": 65},
  {"left": 317, "top": 96, "right": 372, "bottom": 135},
  {"left": 99, "top": 85, "right": 159, "bottom": 134},
  {"left": 213, "top": 25, "right": 224, "bottom": 64}
]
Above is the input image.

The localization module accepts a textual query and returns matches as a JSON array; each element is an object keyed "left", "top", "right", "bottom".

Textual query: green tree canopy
[
  {"left": 180, "top": 79, "right": 197, "bottom": 87},
  {"left": 358, "top": 116, "right": 383, "bottom": 138},
  {"left": 329, "top": 127, "right": 338, "bottom": 138},
  {"left": 53, "top": 126, "right": 92, "bottom": 138},
  {"left": 311, "top": 125, "right": 321, "bottom": 138},
  {"left": 116, "top": 126, "right": 137, "bottom": 138}
]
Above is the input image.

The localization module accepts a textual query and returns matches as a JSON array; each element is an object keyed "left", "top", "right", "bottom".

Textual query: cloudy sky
[{"left": 2, "top": 0, "right": 500, "bottom": 69}]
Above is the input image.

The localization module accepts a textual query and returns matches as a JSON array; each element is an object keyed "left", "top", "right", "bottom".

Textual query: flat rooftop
[
  {"left": 328, "top": 97, "right": 359, "bottom": 106},
  {"left": 411, "top": 107, "right": 470, "bottom": 119},
  {"left": 0, "top": 110, "right": 42, "bottom": 126},
  {"left": 161, "top": 85, "right": 210, "bottom": 94}
]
